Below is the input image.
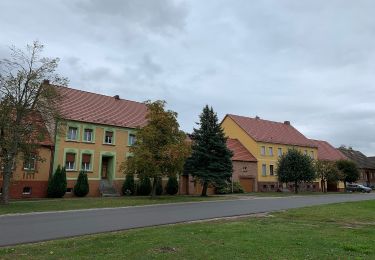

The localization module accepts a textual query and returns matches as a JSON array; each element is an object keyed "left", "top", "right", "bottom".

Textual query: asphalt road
[{"left": 0, "top": 193, "right": 374, "bottom": 247}]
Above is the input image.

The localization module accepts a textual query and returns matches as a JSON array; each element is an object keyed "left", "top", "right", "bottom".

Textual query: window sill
[
  {"left": 80, "top": 170, "right": 93, "bottom": 173},
  {"left": 66, "top": 169, "right": 78, "bottom": 172},
  {"left": 82, "top": 141, "right": 95, "bottom": 144},
  {"left": 103, "top": 143, "right": 115, "bottom": 146},
  {"left": 66, "top": 139, "right": 80, "bottom": 143}
]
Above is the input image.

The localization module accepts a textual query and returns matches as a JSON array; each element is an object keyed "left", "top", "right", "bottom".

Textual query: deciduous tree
[
  {"left": 336, "top": 159, "right": 360, "bottom": 190},
  {"left": 315, "top": 160, "right": 341, "bottom": 192},
  {"left": 277, "top": 149, "right": 316, "bottom": 194},
  {"left": 122, "top": 100, "right": 190, "bottom": 197},
  {"left": 0, "top": 41, "right": 67, "bottom": 204},
  {"left": 184, "top": 105, "right": 233, "bottom": 196}
]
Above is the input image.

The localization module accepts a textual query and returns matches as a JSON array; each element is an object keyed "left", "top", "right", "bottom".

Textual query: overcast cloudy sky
[{"left": 1, "top": 0, "right": 374, "bottom": 155}]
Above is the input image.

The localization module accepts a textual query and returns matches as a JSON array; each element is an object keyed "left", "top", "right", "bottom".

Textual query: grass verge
[
  {"left": 0, "top": 200, "right": 374, "bottom": 259},
  {"left": 0, "top": 195, "right": 229, "bottom": 215}
]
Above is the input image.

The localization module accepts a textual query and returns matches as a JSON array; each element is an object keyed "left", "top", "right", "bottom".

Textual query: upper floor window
[
  {"left": 278, "top": 148, "right": 282, "bottom": 157},
  {"left": 129, "top": 134, "right": 136, "bottom": 146},
  {"left": 262, "top": 164, "right": 267, "bottom": 176},
  {"left": 81, "top": 154, "right": 92, "bottom": 171},
  {"left": 310, "top": 151, "right": 314, "bottom": 159},
  {"left": 65, "top": 153, "right": 76, "bottom": 170},
  {"left": 83, "top": 129, "right": 93, "bottom": 142},
  {"left": 105, "top": 131, "right": 113, "bottom": 144},
  {"left": 67, "top": 127, "right": 78, "bottom": 140},
  {"left": 23, "top": 155, "right": 36, "bottom": 171},
  {"left": 270, "top": 165, "right": 274, "bottom": 176},
  {"left": 242, "top": 166, "right": 247, "bottom": 172},
  {"left": 268, "top": 147, "right": 273, "bottom": 156},
  {"left": 261, "top": 146, "right": 266, "bottom": 156}
]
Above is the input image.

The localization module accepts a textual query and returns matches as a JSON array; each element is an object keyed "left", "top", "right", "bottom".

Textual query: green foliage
[
  {"left": 155, "top": 177, "right": 163, "bottom": 195},
  {"left": 122, "top": 100, "right": 190, "bottom": 197},
  {"left": 336, "top": 160, "right": 360, "bottom": 185},
  {"left": 184, "top": 105, "right": 233, "bottom": 196},
  {"left": 122, "top": 174, "right": 136, "bottom": 195},
  {"left": 315, "top": 160, "right": 341, "bottom": 192},
  {"left": 47, "top": 165, "right": 67, "bottom": 198},
  {"left": 277, "top": 149, "right": 316, "bottom": 193},
  {"left": 215, "top": 181, "right": 244, "bottom": 194},
  {"left": 137, "top": 177, "right": 152, "bottom": 196},
  {"left": 166, "top": 175, "right": 179, "bottom": 195},
  {"left": 74, "top": 170, "right": 89, "bottom": 197}
]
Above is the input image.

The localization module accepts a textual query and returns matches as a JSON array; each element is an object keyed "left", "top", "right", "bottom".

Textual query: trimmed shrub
[
  {"left": 155, "top": 177, "right": 163, "bottom": 195},
  {"left": 74, "top": 170, "right": 89, "bottom": 197},
  {"left": 166, "top": 175, "right": 178, "bottom": 195},
  {"left": 215, "top": 181, "right": 244, "bottom": 194},
  {"left": 137, "top": 177, "right": 152, "bottom": 195},
  {"left": 47, "top": 165, "right": 67, "bottom": 198},
  {"left": 122, "top": 174, "right": 135, "bottom": 195}
]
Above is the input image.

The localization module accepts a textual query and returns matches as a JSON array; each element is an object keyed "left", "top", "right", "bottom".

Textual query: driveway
[{"left": 0, "top": 193, "right": 374, "bottom": 246}]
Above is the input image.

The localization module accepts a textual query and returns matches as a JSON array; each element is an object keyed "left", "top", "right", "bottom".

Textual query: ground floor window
[
  {"left": 65, "top": 153, "right": 76, "bottom": 170},
  {"left": 81, "top": 154, "right": 92, "bottom": 171},
  {"left": 22, "top": 187, "right": 32, "bottom": 195}
]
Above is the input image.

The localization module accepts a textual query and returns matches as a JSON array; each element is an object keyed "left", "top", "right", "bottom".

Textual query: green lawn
[
  {"left": 0, "top": 195, "right": 229, "bottom": 215},
  {"left": 1, "top": 200, "right": 374, "bottom": 259}
]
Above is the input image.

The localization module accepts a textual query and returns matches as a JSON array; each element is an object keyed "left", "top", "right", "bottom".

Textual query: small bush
[
  {"left": 166, "top": 175, "right": 179, "bottom": 195},
  {"left": 155, "top": 177, "right": 163, "bottom": 195},
  {"left": 137, "top": 177, "right": 152, "bottom": 195},
  {"left": 122, "top": 174, "right": 135, "bottom": 195},
  {"left": 215, "top": 181, "right": 244, "bottom": 194},
  {"left": 47, "top": 165, "right": 67, "bottom": 198},
  {"left": 74, "top": 170, "right": 89, "bottom": 197}
]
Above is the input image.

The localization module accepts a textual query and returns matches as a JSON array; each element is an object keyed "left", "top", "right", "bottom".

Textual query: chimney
[
  {"left": 255, "top": 116, "right": 260, "bottom": 120},
  {"left": 42, "top": 79, "right": 50, "bottom": 85},
  {"left": 284, "top": 121, "right": 290, "bottom": 125},
  {"left": 113, "top": 95, "right": 120, "bottom": 100}
]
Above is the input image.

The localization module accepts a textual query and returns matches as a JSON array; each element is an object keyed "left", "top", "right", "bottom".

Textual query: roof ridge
[
  {"left": 227, "top": 113, "right": 290, "bottom": 126},
  {"left": 55, "top": 85, "right": 145, "bottom": 106}
]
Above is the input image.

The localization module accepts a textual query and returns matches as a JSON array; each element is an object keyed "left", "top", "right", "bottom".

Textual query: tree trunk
[
  {"left": 201, "top": 181, "right": 208, "bottom": 197},
  {"left": 294, "top": 181, "right": 298, "bottom": 194},
  {"left": 0, "top": 161, "right": 13, "bottom": 204},
  {"left": 151, "top": 177, "right": 157, "bottom": 198},
  {"left": 343, "top": 181, "right": 347, "bottom": 192}
]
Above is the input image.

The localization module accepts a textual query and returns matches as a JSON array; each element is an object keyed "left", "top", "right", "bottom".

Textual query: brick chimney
[
  {"left": 284, "top": 121, "right": 290, "bottom": 125},
  {"left": 113, "top": 95, "right": 120, "bottom": 100},
  {"left": 255, "top": 116, "right": 260, "bottom": 120}
]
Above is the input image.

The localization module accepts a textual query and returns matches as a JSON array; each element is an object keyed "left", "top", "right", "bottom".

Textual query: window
[
  {"left": 66, "top": 188, "right": 73, "bottom": 193},
  {"left": 278, "top": 148, "right": 282, "bottom": 157},
  {"left": 23, "top": 155, "right": 36, "bottom": 170},
  {"left": 268, "top": 147, "right": 273, "bottom": 156},
  {"left": 310, "top": 151, "right": 314, "bottom": 159},
  {"left": 65, "top": 153, "right": 76, "bottom": 170},
  {"left": 67, "top": 127, "right": 78, "bottom": 140},
  {"left": 262, "top": 164, "right": 267, "bottom": 176},
  {"left": 129, "top": 134, "right": 136, "bottom": 146},
  {"left": 22, "top": 187, "right": 32, "bottom": 195},
  {"left": 261, "top": 146, "right": 266, "bottom": 155},
  {"left": 270, "top": 165, "right": 274, "bottom": 176},
  {"left": 83, "top": 129, "right": 93, "bottom": 142},
  {"left": 81, "top": 154, "right": 91, "bottom": 171},
  {"left": 270, "top": 184, "right": 275, "bottom": 189},
  {"left": 105, "top": 131, "right": 113, "bottom": 144},
  {"left": 242, "top": 166, "right": 247, "bottom": 172}
]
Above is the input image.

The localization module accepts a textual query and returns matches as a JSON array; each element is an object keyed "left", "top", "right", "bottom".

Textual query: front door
[{"left": 101, "top": 157, "right": 109, "bottom": 179}]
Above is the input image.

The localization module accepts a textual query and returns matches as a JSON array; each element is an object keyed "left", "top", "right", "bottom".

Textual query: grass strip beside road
[
  {"left": 0, "top": 195, "right": 229, "bottom": 215},
  {"left": 0, "top": 200, "right": 374, "bottom": 259}
]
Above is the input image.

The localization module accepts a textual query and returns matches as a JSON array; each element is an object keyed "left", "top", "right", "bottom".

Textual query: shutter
[
  {"left": 66, "top": 153, "right": 75, "bottom": 162},
  {"left": 82, "top": 154, "right": 91, "bottom": 163}
]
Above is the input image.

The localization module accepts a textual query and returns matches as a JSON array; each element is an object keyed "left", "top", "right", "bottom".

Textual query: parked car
[{"left": 346, "top": 184, "right": 372, "bottom": 193}]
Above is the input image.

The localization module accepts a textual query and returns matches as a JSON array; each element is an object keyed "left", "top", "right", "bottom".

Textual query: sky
[{"left": 0, "top": 0, "right": 374, "bottom": 155}]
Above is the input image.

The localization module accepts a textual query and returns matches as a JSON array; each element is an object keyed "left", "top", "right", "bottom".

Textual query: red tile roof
[
  {"left": 57, "top": 86, "right": 148, "bottom": 128},
  {"left": 310, "top": 139, "right": 347, "bottom": 161},
  {"left": 226, "top": 138, "right": 257, "bottom": 162},
  {"left": 226, "top": 114, "right": 316, "bottom": 148}
]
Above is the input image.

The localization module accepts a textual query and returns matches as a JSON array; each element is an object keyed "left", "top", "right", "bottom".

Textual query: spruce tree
[
  {"left": 166, "top": 175, "right": 179, "bottom": 195},
  {"left": 47, "top": 165, "right": 67, "bottom": 198},
  {"left": 184, "top": 105, "right": 233, "bottom": 196},
  {"left": 137, "top": 177, "right": 152, "bottom": 196},
  {"left": 74, "top": 170, "right": 89, "bottom": 197},
  {"left": 155, "top": 177, "right": 163, "bottom": 195}
]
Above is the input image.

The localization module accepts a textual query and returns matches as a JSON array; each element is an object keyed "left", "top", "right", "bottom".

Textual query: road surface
[{"left": 0, "top": 193, "right": 374, "bottom": 246}]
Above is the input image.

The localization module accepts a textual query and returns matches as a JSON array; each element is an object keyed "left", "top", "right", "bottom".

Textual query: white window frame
[
  {"left": 261, "top": 146, "right": 266, "bottom": 156},
  {"left": 81, "top": 162, "right": 91, "bottom": 171},
  {"left": 269, "top": 147, "right": 273, "bottom": 156},
  {"left": 278, "top": 148, "right": 282, "bottom": 157},
  {"left": 105, "top": 131, "right": 113, "bottom": 144},
  {"left": 129, "top": 134, "right": 136, "bottom": 146},
  {"left": 262, "top": 164, "right": 267, "bottom": 176},
  {"left": 23, "top": 157, "right": 36, "bottom": 171},
  {"left": 310, "top": 151, "right": 314, "bottom": 159},
  {"left": 67, "top": 127, "right": 78, "bottom": 140},
  {"left": 22, "top": 187, "right": 32, "bottom": 195}
]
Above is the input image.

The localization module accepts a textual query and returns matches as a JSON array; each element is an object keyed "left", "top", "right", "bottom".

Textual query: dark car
[{"left": 346, "top": 184, "right": 372, "bottom": 193}]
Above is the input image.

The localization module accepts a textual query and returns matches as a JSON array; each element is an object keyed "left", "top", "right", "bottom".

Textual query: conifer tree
[
  {"left": 47, "top": 165, "right": 67, "bottom": 198},
  {"left": 122, "top": 173, "right": 135, "bottom": 195},
  {"left": 166, "top": 175, "right": 178, "bottom": 195},
  {"left": 74, "top": 170, "right": 89, "bottom": 197},
  {"left": 184, "top": 105, "right": 233, "bottom": 196}
]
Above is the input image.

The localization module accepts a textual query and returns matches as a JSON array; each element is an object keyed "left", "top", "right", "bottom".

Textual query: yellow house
[
  {"left": 53, "top": 86, "right": 148, "bottom": 196},
  {"left": 221, "top": 114, "right": 319, "bottom": 192}
]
